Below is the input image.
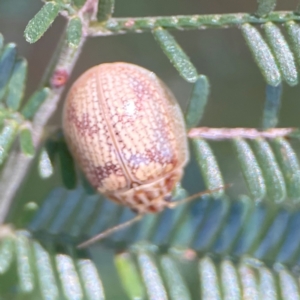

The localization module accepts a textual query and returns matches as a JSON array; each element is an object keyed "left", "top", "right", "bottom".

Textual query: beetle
[
  {"left": 63, "top": 62, "right": 220, "bottom": 248},
  {"left": 63, "top": 62, "right": 189, "bottom": 211}
]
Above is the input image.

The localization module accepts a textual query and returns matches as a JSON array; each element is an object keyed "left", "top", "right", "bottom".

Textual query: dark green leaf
[
  {"left": 153, "top": 27, "right": 198, "bottom": 83},
  {"left": 24, "top": 2, "right": 60, "bottom": 43},
  {"left": 80, "top": 171, "right": 96, "bottom": 195},
  {"left": 58, "top": 141, "right": 77, "bottom": 189}
]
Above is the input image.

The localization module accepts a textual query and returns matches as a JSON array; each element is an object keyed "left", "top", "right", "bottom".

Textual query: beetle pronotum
[{"left": 63, "top": 62, "right": 221, "bottom": 248}]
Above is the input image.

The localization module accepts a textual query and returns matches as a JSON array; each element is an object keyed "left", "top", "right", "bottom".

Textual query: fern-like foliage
[
  {"left": 1, "top": 0, "right": 300, "bottom": 298},
  {"left": 0, "top": 34, "right": 49, "bottom": 166}
]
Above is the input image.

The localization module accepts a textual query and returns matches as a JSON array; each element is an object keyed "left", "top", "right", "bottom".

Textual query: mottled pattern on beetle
[
  {"left": 106, "top": 169, "right": 183, "bottom": 214},
  {"left": 98, "top": 63, "right": 188, "bottom": 184},
  {"left": 63, "top": 62, "right": 189, "bottom": 212},
  {"left": 63, "top": 70, "right": 129, "bottom": 191}
]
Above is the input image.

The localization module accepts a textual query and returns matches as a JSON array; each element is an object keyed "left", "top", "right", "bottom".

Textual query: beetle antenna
[
  {"left": 167, "top": 184, "right": 231, "bottom": 209},
  {"left": 77, "top": 214, "right": 143, "bottom": 249}
]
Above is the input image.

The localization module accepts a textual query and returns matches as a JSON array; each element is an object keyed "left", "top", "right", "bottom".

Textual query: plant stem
[
  {"left": 188, "top": 127, "right": 295, "bottom": 140},
  {"left": 88, "top": 11, "right": 300, "bottom": 36},
  {"left": 0, "top": 27, "right": 86, "bottom": 224}
]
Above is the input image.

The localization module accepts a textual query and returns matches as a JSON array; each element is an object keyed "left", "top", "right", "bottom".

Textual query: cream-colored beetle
[{"left": 63, "top": 62, "right": 189, "bottom": 216}]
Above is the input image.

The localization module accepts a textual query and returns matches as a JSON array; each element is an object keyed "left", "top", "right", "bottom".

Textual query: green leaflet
[
  {"left": 97, "top": 0, "right": 115, "bottom": 22},
  {"left": 192, "top": 138, "right": 224, "bottom": 197},
  {"left": 0, "top": 43, "right": 17, "bottom": 100},
  {"left": 252, "top": 138, "right": 286, "bottom": 203},
  {"left": 233, "top": 138, "right": 266, "bottom": 202},
  {"left": 67, "top": 17, "right": 82, "bottom": 48},
  {"left": 241, "top": 23, "right": 281, "bottom": 86},
  {"left": 256, "top": 0, "right": 277, "bottom": 17},
  {"left": 199, "top": 257, "right": 222, "bottom": 299},
  {"left": 15, "top": 233, "right": 35, "bottom": 293},
  {"left": 0, "top": 235, "right": 15, "bottom": 275},
  {"left": 32, "top": 242, "right": 60, "bottom": 300},
  {"left": 153, "top": 27, "right": 198, "bottom": 83},
  {"left": 6, "top": 58, "right": 27, "bottom": 111},
  {"left": 115, "top": 253, "right": 145, "bottom": 299},
  {"left": 285, "top": 21, "right": 300, "bottom": 68},
  {"left": 185, "top": 75, "right": 210, "bottom": 129},
  {"left": 19, "top": 128, "right": 35, "bottom": 156},
  {"left": 22, "top": 87, "right": 50, "bottom": 119},
  {"left": 160, "top": 256, "right": 192, "bottom": 300},
  {"left": 272, "top": 138, "right": 300, "bottom": 203},
  {"left": 220, "top": 260, "right": 241, "bottom": 299},
  {"left": 264, "top": 22, "right": 298, "bottom": 86},
  {"left": 77, "top": 259, "right": 105, "bottom": 299},
  {"left": 24, "top": 2, "right": 60, "bottom": 43},
  {"left": 0, "top": 231, "right": 105, "bottom": 299},
  {"left": 0, "top": 120, "right": 19, "bottom": 166},
  {"left": 137, "top": 251, "right": 168, "bottom": 300},
  {"left": 262, "top": 84, "right": 282, "bottom": 129},
  {"left": 38, "top": 147, "right": 54, "bottom": 179}
]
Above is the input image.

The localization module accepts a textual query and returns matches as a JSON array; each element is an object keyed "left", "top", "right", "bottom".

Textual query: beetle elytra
[{"left": 63, "top": 62, "right": 189, "bottom": 215}]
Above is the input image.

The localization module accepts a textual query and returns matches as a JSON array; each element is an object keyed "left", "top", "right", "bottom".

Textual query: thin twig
[
  {"left": 88, "top": 11, "right": 300, "bottom": 36},
  {"left": 77, "top": 214, "right": 143, "bottom": 249},
  {"left": 188, "top": 127, "right": 295, "bottom": 140}
]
